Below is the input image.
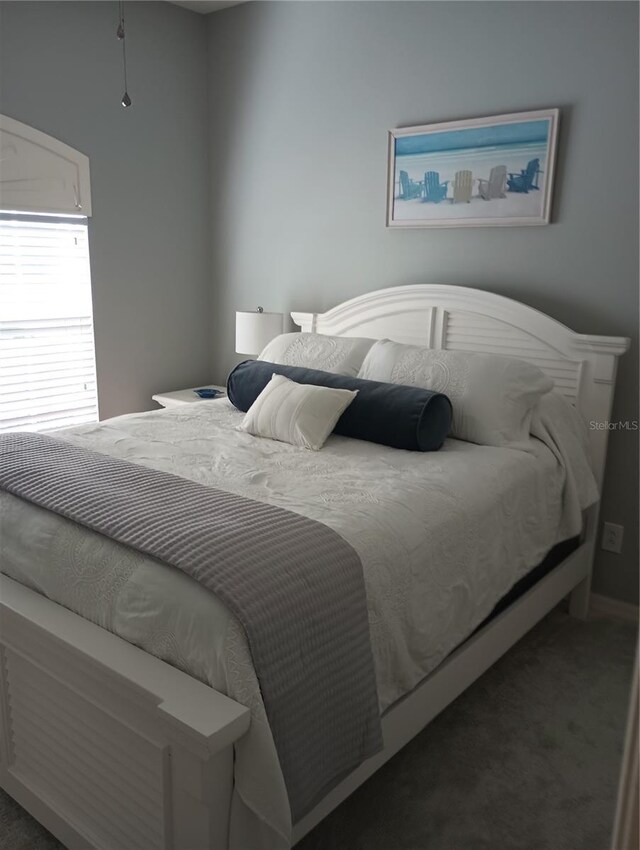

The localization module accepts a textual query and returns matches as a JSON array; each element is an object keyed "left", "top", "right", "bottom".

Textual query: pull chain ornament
[{"left": 117, "top": 1, "right": 131, "bottom": 108}]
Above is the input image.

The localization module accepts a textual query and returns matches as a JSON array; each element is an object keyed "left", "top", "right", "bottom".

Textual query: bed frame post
[
  {"left": 168, "top": 741, "right": 235, "bottom": 849},
  {"left": 569, "top": 577, "right": 592, "bottom": 620},
  {"left": 568, "top": 340, "right": 627, "bottom": 620},
  {"left": 569, "top": 504, "right": 598, "bottom": 619}
]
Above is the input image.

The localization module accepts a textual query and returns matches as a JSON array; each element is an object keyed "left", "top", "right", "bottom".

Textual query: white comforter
[{"left": 0, "top": 393, "right": 598, "bottom": 849}]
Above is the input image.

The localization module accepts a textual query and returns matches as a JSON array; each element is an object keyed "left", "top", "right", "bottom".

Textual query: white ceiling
[{"left": 169, "top": 0, "right": 247, "bottom": 13}]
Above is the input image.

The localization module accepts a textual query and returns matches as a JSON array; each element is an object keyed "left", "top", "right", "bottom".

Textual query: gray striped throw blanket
[{"left": 0, "top": 432, "right": 383, "bottom": 820}]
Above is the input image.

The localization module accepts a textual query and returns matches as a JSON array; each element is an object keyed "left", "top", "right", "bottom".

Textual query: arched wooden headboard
[{"left": 292, "top": 284, "right": 630, "bottom": 490}]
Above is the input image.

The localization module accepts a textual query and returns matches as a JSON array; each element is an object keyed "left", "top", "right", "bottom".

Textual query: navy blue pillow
[{"left": 227, "top": 360, "right": 452, "bottom": 452}]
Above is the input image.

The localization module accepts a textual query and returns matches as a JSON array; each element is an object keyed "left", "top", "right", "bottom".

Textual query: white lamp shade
[{"left": 235, "top": 310, "right": 284, "bottom": 356}]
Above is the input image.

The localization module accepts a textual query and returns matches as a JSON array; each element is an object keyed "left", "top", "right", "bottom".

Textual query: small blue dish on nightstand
[{"left": 194, "top": 388, "right": 222, "bottom": 399}]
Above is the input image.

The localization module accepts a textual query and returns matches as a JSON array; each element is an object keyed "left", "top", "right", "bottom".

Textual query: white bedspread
[{"left": 0, "top": 393, "right": 597, "bottom": 849}]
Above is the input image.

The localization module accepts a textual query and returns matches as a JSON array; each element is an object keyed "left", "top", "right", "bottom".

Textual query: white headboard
[{"left": 292, "top": 285, "right": 630, "bottom": 489}]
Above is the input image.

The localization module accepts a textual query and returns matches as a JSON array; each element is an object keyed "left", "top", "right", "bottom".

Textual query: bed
[{"left": 0, "top": 284, "right": 629, "bottom": 850}]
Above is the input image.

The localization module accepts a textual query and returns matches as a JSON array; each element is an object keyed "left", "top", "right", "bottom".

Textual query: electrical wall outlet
[{"left": 602, "top": 522, "right": 624, "bottom": 554}]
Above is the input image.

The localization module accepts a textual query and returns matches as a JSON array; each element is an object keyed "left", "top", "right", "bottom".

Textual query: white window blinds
[{"left": 0, "top": 217, "right": 98, "bottom": 432}]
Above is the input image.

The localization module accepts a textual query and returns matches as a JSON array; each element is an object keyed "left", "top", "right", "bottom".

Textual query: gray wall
[
  {"left": 0, "top": 1, "right": 211, "bottom": 418},
  {"left": 208, "top": 1, "right": 639, "bottom": 604}
]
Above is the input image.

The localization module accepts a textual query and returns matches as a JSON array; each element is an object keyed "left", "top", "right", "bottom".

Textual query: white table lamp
[{"left": 235, "top": 308, "right": 284, "bottom": 356}]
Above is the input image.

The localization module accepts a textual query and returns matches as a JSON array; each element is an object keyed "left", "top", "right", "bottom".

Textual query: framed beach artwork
[{"left": 387, "top": 108, "right": 559, "bottom": 228}]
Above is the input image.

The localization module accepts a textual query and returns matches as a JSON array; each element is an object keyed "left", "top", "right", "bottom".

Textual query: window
[{"left": 0, "top": 215, "right": 98, "bottom": 431}]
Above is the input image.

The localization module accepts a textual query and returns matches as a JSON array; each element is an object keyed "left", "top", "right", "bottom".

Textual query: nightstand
[{"left": 152, "top": 384, "right": 227, "bottom": 408}]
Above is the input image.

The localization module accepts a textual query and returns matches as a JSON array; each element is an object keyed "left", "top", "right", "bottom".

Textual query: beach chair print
[
  {"left": 478, "top": 165, "right": 507, "bottom": 200},
  {"left": 507, "top": 158, "right": 541, "bottom": 193},
  {"left": 398, "top": 170, "right": 422, "bottom": 200},
  {"left": 451, "top": 170, "right": 473, "bottom": 203},
  {"left": 423, "top": 171, "right": 448, "bottom": 203}
]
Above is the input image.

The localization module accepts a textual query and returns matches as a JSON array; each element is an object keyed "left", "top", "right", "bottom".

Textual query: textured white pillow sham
[
  {"left": 238, "top": 373, "right": 358, "bottom": 451},
  {"left": 258, "top": 332, "right": 374, "bottom": 377},
  {"left": 358, "top": 339, "right": 553, "bottom": 447}
]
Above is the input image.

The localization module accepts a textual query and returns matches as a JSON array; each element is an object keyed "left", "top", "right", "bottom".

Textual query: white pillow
[
  {"left": 258, "top": 332, "right": 374, "bottom": 377},
  {"left": 238, "top": 373, "right": 358, "bottom": 451},
  {"left": 358, "top": 339, "right": 553, "bottom": 447}
]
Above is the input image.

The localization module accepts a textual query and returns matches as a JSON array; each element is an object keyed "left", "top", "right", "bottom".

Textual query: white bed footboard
[{"left": 0, "top": 575, "right": 250, "bottom": 850}]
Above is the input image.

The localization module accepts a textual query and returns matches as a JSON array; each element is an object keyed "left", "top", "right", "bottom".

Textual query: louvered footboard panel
[
  {"left": 0, "top": 578, "right": 250, "bottom": 850},
  {"left": 2, "top": 646, "right": 170, "bottom": 850}
]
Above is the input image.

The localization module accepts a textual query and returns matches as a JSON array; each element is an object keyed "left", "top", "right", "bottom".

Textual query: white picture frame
[{"left": 386, "top": 108, "right": 559, "bottom": 228}]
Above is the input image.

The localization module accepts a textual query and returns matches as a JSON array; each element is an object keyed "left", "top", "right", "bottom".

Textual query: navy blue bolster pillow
[{"left": 227, "top": 360, "right": 452, "bottom": 452}]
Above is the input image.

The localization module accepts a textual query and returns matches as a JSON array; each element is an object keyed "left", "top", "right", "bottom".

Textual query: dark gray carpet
[{"left": 0, "top": 610, "right": 636, "bottom": 850}]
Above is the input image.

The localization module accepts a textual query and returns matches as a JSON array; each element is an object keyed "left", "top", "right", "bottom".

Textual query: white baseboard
[{"left": 590, "top": 593, "right": 639, "bottom": 623}]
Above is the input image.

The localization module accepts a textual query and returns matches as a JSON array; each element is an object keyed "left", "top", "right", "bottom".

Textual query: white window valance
[{"left": 0, "top": 115, "right": 91, "bottom": 216}]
